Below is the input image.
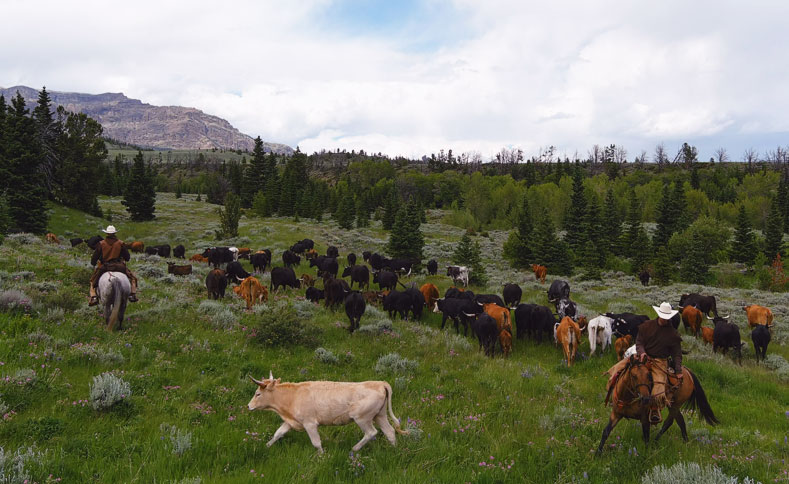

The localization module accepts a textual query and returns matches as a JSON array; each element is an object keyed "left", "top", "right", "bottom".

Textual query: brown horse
[{"left": 596, "top": 356, "right": 718, "bottom": 454}]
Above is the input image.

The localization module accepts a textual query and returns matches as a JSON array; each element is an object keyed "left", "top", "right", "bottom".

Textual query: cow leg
[
  {"left": 374, "top": 413, "right": 397, "bottom": 446},
  {"left": 303, "top": 423, "right": 324, "bottom": 454},
  {"left": 267, "top": 422, "right": 292, "bottom": 447},
  {"left": 352, "top": 418, "right": 378, "bottom": 452},
  {"left": 596, "top": 413, "right": 621, "bottom": 455}
]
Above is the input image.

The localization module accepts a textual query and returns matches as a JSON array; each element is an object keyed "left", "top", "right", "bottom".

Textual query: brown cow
[
  {"left": 130, "top": 241, "right": 145, "bottom": 253},
  {"left": 700, "top": 326, "right": 714, "bottom": 345},
  {"left": 300, "top": 274, "right": 316, "bottom": 288},
  {"left": 743, "top": 305, "right": 773, "bottom": 329},
  {"left": 482, "top": 303, "right": 512, "bottom": 357},
  {"left": 305, "top": 249, "right": 318, "bottom": 260},
  {"left": 531, "top": 264, "right": 547, "bottom": 284},
  {"left": 190, "top": 254, "right": 209, "bottom": 263},
  {"left": 556, "top": 316, "right": 582, "bottom": 366},
  {"left": 167, "top": 263, "right": 192, "bottom": 276},
  {"left": 615, "top": 334, "right": 633, "bottom": 361},
  {"left": 420, "top": 283, "right": 439, "bottom": 312},
  {"left": 234, "top": 276, "right": 268, "bottom": 310},
  {"left": 681, "top": 305, "right": 704, "bottom": 337},
  {"left": 363, "top": 291, "right": 382, "bottom": 306},
  {"left": 45, "top": 233, "right": 60, "bottom": 244},
  {"left": 237, "top": 248, "right": 251, "bottom": 260}
]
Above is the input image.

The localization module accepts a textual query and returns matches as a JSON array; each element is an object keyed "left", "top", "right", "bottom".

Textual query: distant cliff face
[{"left": 0, "top": 85, "right": 293, "bottom": 154}]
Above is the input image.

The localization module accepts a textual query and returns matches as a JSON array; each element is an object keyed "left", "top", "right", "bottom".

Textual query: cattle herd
[{"left": 69, "top": 233, "right": 776, "bottom": 367}]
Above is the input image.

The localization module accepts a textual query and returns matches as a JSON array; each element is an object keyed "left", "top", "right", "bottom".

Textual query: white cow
[
  {"left": 447, "top": 265, "right": 469, "bottom": 287},
  {"left": 623, "top": 344, "right": 637, "bottom": 360},
  {"left": 587, "top": 315, "right": 614, "bottom": 355},
  {"left": 247, "top": 372, "right": 407, "bottom": 453}
]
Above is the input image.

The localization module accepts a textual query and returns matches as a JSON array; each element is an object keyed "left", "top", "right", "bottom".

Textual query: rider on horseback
[
  {"left": 607, "top": 302, "right": 683, "bottom": 424},
  {"left": 88, "top": 225, "right": 138, "bottom": 306}
]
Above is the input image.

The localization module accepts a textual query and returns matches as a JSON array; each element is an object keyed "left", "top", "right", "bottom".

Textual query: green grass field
[{"left": 0, "top": 194, "right": 786, "bottom": 483}]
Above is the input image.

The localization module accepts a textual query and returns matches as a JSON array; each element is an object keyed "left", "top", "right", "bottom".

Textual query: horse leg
[
  {"left": 641, "top": 417, "right": 651, "bottom": 446},
  {"left": 596, "top": 412, "right": 621, "bottom": 455},
  {"left": 674, "top": 412, "right": 689, "bottom": 442},
  {"left": 654, "top": 407, "right": 677, "bottom": 441}
]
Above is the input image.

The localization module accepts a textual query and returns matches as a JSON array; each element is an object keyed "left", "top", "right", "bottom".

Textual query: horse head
[{"left": 626, "top": 356, "right": 652, "bottom": 406}]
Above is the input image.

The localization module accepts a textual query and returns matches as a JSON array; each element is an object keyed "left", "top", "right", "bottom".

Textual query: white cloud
[{"left": 1, "top": 1, "right": 788, "bottom": 160}]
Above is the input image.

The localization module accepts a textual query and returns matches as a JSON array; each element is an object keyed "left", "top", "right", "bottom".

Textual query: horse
[
  {"left": 98, "top": 272, "right": 130, "bottom": 330},
  {"left": 596, "top": 356, "right": 718, "bottom": 454}
]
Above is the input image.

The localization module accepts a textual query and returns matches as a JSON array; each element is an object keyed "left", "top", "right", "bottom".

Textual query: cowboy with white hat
[
  {"left": 606, "top": 301, "right": 684, "bottom": 424},
  {"left": 88, "top": 225, "right": 139, "bottom": 305}
]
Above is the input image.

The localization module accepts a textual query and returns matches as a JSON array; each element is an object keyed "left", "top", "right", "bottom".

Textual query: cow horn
[
  {"left": 477, "top": 302, "right": 484, "bottom": 307},
  {"left": 463, "top": 312, "right": 477, "bottom": 318},
  {"left": 248, "top": 374, "right": 265, "bottom": 386},
  {"left": 269, "top": 370, "right": 274, "bottom": 380}
]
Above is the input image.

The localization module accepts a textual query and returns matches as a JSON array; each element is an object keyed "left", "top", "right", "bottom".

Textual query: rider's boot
[
  {"left": 128, "top": 279, "right": 138, "bottom": 303},
  {"left": 649, "top": 406, "right": 663, "bottom": 424},
  {"left": 89, "top": 285, "right": 99, "bottom": 306}
]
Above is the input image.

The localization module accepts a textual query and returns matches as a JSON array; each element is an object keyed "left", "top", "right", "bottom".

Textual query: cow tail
[
  {"left": 397, "top": 280, "right": 408, "bottom": 290},
  {"left": 385, "top": 383, "right": 408, "bottom": 435}
]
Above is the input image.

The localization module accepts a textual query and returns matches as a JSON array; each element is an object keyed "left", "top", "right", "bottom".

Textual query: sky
[{"left": 1, "top": 0, "right": 788, "bottom": 161}]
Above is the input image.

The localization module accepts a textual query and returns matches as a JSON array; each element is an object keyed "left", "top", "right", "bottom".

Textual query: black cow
[
  {"left": 668, "top": 312, "right": 681, "bottom": 330},
  {"left": 145, "top": 246, "right": 158, "bottom": 256},
  {"left": 712, "top": 316, "right": 743, "bottom": 364},
  {"left": 305, "top": 287, "right": 325, "bottom": 304},
  {"left": 225, "top": 261, "right": 251, "bottom": 283},
  {"left": 324, "top": 278, "right": 350, "bottom": 310},
  {"left": 344, "top": 292, "right": 366, "bottom": 333},
  {"left": 342, "top": 265, "right": 370, "bottom": 290},
  {"left": 403, "top": 287, "right": 424, "bottom": 320},
  {"left": 679, "top": 293, "right": 719, "bottom": 318},
  {"left": 445, "top": 287, "right": 474, "bottom": 300},
  {"left": 475, "top": 294, "right": 505, "bottom": 308},
  {"left": 153, "top": 245, "right": 171, "bottom": 257},
  {"left": 557, "top": 298, "right": 577, "bottom": 319},
  {"left": 310, "top": 256, "right": 339, "bottom": 279},
  {"left": 368, "top": 253, "right": 389, "bottom": 272},
  {"left": 205, "top": 269, "right": 228, "bottom": 299},
  {"left": 516, "top": 304, "right": 556, "bottom": 343},
  {"left": 502, "top": 283, "right": 522, "bottom": 308},
  {"left": 250, "top": 252, "right": 271, "bottom": 273},
  {"left": 385, "top": 258, "right": 413, "bottom": 275},
  {"left": 173, "top": 244, "right": 186, "bottom": 258},
  {"left": 547, "top": 280, "right": 570, "bottom": 303},
  {"left": 373, "top": 270, "right": 398, "bottom": 291},
  {"left": 639, "top": 270, "right": 650, "bottom": 286},
  {"left": 203, "top": 247, "right": 234, "bottom": 267},
  {"left": 362, "top": 251, "right": 372, "bottom": 262},
  {"left": 426, "top": 259, "right": 438, "bottom": 276},
  {"left": 299, "top": 239, "right": 314, "bottom": 250},
  {"left": 289, "top": 242, "right": 307, "bottom": 254},
  {"left": 69, "top": 237, "right": 84, "bottom": 247},
  {"left": 86, "top": 235, "right": 103, "bottom": 250},
  {"left": 471, "top": 313, "right": 498, "bottom": 357},
  {"left": 347, "top": 253, "right": 357, "bottom": 267},
  {"left": 382, "top": 290, "right": 413, "bottom": 320},
  {"left": 270, "top": 267, "right": 299, "bottom": 292},
  {"left": 435, "top": 297, "right": 481, "bottom": 335},
  {"left": 326, "top": 246, "right": 339, "bottom": 258},
  {"left": 282, "top": 250, "right": 301, "bottom": 268},
  {"left": 751, "top": 324, "right": 771, "bottom": 361},
  {"left": 609, "top": 313, "right": 650, "bottom": 338}
]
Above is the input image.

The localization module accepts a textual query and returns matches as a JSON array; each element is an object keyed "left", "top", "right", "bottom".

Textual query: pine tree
[
  {"left": 241, "top": 138, "right": 265, "bottom": 208},
  {"left": 503, "top": 194, "right": 534, "bottom": 268},
  {"left": 55, "top": 112, "right": 106, "bottom": 216},
  {"left": 652, "top": 246, "right": 672, "bottom": 285},
  {"left": 121, "top": 151, "right": 156, "bottom": 221},
  {"left": 355, "top": 197, "right": 369, "bottom": 228},
  {"left": 252, "top": 191, "right": 267, "bottom": 217},
  {"left": 602, "top": 188, "right": 622, "bottom": 256},
  {"left": 334, "top": 190, "right": 355, "bottom": 230},
  {"left": 0, "top": 193, "right": 10, "bottom": 244},
  {"left": 690, "top": 166, "right": 700, "bottom": 189},
  {"left": 278, "top": 151, "right": 307, "bottom": 216},
  {"left": 679, "top": 235, "right": 710, "bottom": 284},
  {"left": 580, "top": 194, "right": 604, "bottom": 276},
  {"left": 631, "top": 229, "right": 651, "bottom": 275},
  {"left": 731, "top": 205, "right": 756, "bottom": 264},
  {"left": 175, "top": 178, "right": 182, "bottom": 199},
  {"left": 780, "top": 173, "right": 789, "bottom": 232},
  {"left": 564, "top": 169, "right": 587, "bottom": 252},
  {"left": 654, "top": 182, "right": 674, "bottom": 246},
  {"left": 532, "top": 207, "right": 573, "bottom": 276},
  {"left": 387, "top": 201, "right": 424, "bottom": 261},
  {"left": 671, "top": 181, "right": 690, "bottom": 233},
  {"left": 228, "top": 160, "right": 243, "bottom": 197},
  {"left": 764, "top": 197, "right": 784, "bottom": 260},
  {"left": 382, "top": 189, "right": 398, "bottom": 230},
  {"left": 452, "top": 233, "right": 487, "bottom": 285},
  {"left": 2, "top": 92, "right": 48, "bottom": 233},
  {"left": 32, "top": 87, "right": 61, "bottom": 196},
  {"left": 263, "top": 153, "right": 279, "bottom": 214},
  {"left": 215, "top": 192, "right": 241, "bottom": 239}
]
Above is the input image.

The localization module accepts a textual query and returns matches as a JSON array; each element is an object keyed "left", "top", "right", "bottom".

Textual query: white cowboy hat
[
  {"left": 102, "top": 225, "right": 117, "bottom": 234},
  {"left": 652, "top": 302, "right": 678, "bottom": 320}
]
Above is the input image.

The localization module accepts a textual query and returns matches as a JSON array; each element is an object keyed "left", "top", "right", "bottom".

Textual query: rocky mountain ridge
[{"left": 0, "top": 85, "right": 292, "bottom": 154}]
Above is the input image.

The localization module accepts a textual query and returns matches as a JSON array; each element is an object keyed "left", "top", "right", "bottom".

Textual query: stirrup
[
  {"left": 89, "top": 296, "right": 99, "bottom": 306},
  {"left": 649, "top": 408, "right": 662, "bottom": 424},
  {"left": 128, "top": 293, "right": 138, "bottom": 303}
]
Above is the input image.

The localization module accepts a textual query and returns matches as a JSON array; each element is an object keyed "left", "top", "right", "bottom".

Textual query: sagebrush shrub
[
  {"left": 253, "top": 302, "right": 320, "bottom": 348},
  {"left": 762, "top": 354, "right": 789, "bottom": 380},
  {"left": 160, "top": 424, "right": 193, "bottom": 456},
  {"left": 42, "top": 307, "right": 65, "bottom": 323},
  {"left": 89, "top": 373, "right": 131, "bottom": 411},
  {"left": 0, "top": 445, "right": 48, "bottom": 484},
  {"left": 197, "top": 300, "right": 226, "bottom": 315},
  {"left": 210, "top": 309, "right": 236, "bottom": 329},
  {"left": 641, "top": 462, "right": 758, "bottom": 484},
  {"left": 0, "top": 290, "right": 32, "bottom": 313},
  {"left": 374, "top": 353, "right": 417, "bottom": 375},
  {"left": 314, "top": 347, "right": 339, "bottom": 364},
  {"left": 4, "top": 233, "right": 42, "bottom": 246}
]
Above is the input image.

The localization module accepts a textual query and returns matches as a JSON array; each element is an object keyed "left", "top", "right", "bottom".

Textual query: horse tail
[
  {"left": 108, "top": 276, "right": 123, "bottom": 330},
  {"left": 684, "top": 369, "right": 719, "bottom": 426}
]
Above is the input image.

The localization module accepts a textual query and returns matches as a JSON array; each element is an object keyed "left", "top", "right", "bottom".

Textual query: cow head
[
  {"left": 711, "top": 315, "right": 729, "bottom": 326},
  {"left": 248, "top": 371, "right": 281, "bottom": 410}
]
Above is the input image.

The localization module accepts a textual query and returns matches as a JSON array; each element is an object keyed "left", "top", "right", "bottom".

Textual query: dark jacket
[
  {"left": 636, "top": 318, "right": 683, "bottom": 372},
  {"left": 91, "top": 236, "right": 131, "bottom": 267}
]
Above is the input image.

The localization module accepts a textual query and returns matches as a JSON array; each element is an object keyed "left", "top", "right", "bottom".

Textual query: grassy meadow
[{"left": 0, "top": 193, "right": 787, "bottom": 483}]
